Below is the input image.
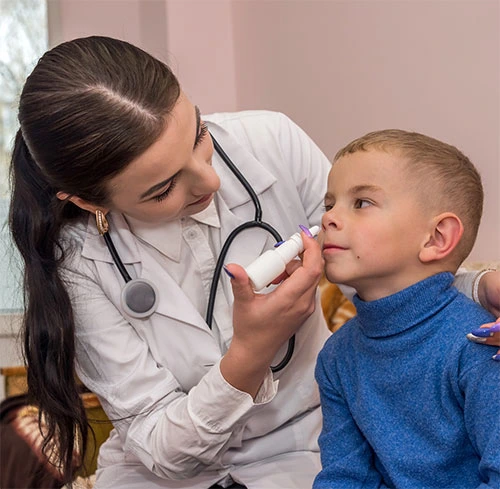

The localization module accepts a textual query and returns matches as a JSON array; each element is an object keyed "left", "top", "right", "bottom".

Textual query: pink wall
[
  {"left": 48, "top": 0, "right": 169, "bottom": 64},
  {"left": 230, "top": 0, "right": 499, "bottom": 263},
  {"left": 164, "top": 0, "right": 237, "bottom": 113},
  {"left": 49, "top": 0, "right": 499, "bottom": 262}
]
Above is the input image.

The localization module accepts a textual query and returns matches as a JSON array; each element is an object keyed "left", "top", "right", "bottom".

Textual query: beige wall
[{"left": 49, "top": 0, "right": 499, "bottom": 262}]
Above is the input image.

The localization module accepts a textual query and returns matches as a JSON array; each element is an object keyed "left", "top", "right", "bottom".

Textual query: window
[{"left": 0, "top": 0, "right": 48, "bottom": 311}]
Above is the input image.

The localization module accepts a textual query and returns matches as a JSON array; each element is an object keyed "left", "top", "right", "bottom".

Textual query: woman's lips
[{"left": 189, "top": 194, "right": 213, "bottom": 206}]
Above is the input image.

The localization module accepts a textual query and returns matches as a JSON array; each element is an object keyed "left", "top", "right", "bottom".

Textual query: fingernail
[
  {"left": 466, "top": 333, "right": 487, "bottom": 343},
  {"left": 223, "top": 265, "right": 235, "bottom": 279},
  {"left": 493, "top": 354, "right": 500, "bottom": 361},
  {"left": 299, "top": 224, "right": 312, "bottom": 237},
  {"left": 469, "top": 323, "right": 500, "bottom": 337},
  {"left": 274, "top": 240, "right": 285, "bottom": 247}
]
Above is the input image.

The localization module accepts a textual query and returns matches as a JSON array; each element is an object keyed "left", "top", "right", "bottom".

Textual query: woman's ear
[
  {"left": 56, "top": 191, "right": 109, "bottom": 215},
  {"left": 419, "top": 212, "right": 463, "bottom": 263}
]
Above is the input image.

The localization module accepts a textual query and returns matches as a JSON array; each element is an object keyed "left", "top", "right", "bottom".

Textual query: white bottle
[{"left": 245, "top": 226, "right": 320, "bottom": 291}]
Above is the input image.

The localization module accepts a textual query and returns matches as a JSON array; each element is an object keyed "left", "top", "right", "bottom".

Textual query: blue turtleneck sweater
[{"left": 314, "top": 273, "right": 500, "bottom": 489}]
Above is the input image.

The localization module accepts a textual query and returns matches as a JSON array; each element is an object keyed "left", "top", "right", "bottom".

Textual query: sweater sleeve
[{"left": 314, "top": 345, "right": 390, "bottom": 489}]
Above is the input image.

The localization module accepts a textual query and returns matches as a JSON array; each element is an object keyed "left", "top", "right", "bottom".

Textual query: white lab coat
[{"left": 62, "top": 111, "right": 333, "bottom": 489}]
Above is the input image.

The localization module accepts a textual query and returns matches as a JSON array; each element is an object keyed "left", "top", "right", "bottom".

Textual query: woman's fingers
[
  {"left": 276, "top": 231, "right": 323, "bottom": 296},
  {"left": 225, "top": 231, "right": 323, "bottom": 350},
  {"left": 479, "top": 270, "right": 500, "bottom": 317},
  {"left": 467, "top": 317, "right": 500, "bottom": 360},
  {"left": 223, "top": 263, "right": 253, "bottom": 302}
]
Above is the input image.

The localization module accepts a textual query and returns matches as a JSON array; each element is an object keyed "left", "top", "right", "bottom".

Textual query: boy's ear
[
  {"left": 56, "top": 191, "right": 109, "bottom": 215},
  {"left": 419, "top": 212, "right": 463, "bottom": 263}
]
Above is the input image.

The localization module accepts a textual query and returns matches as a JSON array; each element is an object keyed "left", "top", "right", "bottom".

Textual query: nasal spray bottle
[{"left": 244, "top": 225, "right": 320, "bottom": 291}]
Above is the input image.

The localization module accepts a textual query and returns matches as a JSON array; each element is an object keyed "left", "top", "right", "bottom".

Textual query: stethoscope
[{"left": 99, "top": 133, "right": 294, "bottom": 372}]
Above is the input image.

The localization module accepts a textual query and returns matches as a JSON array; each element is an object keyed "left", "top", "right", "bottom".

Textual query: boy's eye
[
  {"left": 323, "top": 204, "right": 334, "bottom": 212},
  {"left": 355, "top": 199, "right": 372, "bottom": 209},
  {"left": 355, "top": 199, "right": 371, "bottom": 209}
]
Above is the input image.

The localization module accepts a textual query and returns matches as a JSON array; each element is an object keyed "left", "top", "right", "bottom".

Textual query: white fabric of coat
[{"left": 61, "top": 111, "right": 333, "bottom": 489}]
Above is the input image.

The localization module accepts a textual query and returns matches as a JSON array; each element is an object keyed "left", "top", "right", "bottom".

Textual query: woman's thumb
[{"left": 224, "top": 263, "right": 255, "bottom": 303}]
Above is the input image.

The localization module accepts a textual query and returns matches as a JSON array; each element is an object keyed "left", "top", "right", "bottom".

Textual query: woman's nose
[{"left": 190, "top": 157, "right": 220, "bottom": 195}]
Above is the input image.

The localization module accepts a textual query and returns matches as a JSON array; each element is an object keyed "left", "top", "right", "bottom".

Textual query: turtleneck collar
[{"left": 352, "top": 272, "right": 458, "bottom": 338}]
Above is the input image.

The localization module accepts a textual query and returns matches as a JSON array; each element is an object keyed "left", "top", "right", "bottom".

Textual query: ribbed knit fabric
[{"left": 314, "top": 273, "right": 500, "bottom": 489}]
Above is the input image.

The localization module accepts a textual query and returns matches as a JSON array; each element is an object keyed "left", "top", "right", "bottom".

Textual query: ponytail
[
  {"left": 8, "top": 35, "right": 182, "bottom": 483},
  {"left": 9, "top": 129, "right": 88, "bottom": 482}
]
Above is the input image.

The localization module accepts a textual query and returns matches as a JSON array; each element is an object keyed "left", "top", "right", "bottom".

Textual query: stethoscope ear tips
[{"left": 121, "top": 278, "right": 159, "bottom": 319}]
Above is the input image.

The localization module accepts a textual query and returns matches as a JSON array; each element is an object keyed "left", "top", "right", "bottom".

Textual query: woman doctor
[{"left": 9, "top": 36, "right": 500, "bottom": 489}]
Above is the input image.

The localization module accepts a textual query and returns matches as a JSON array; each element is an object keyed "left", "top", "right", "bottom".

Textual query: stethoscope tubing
[
  {"left": 207, "top": 135, "right": 293, "bottom": 372},
  {"left": 205, "top": 135, "right": 283, "bottom": 326},
  {"left": 103, "top": 232, "right": 132, "bottom": 282}
]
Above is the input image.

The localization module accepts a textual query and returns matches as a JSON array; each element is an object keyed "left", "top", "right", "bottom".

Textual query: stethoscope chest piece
[
  {"left": 100, "top": 225, "right": 159, "bottom": 319},
  {"left": 121, "top": 278, "right": 159, "bottom": 319}
]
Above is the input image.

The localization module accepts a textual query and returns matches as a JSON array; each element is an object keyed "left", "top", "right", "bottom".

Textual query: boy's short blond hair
[{"left": 334, "top": 129, "right": 483, "bottom": 266}]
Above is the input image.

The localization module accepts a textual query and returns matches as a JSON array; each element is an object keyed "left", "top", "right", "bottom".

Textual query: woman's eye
[
  {"left": 154, "top": 179, "right": 177, "bottom": 202},
  {"left": 194, "top": 122, "right": 208, "bottom": 148},
  {"left": 323, "top": 204, "right": 334, "bottom": 212}
]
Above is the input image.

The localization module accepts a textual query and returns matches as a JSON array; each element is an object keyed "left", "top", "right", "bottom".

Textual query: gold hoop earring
[{"left": 95, "top": 210, "right": 109, "bottom": 235}]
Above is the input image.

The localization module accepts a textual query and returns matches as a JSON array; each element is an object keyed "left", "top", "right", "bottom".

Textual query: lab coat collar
[
  {"left": 80, "top": 209, "right": 271, "bottom": 333},
  {"left": 205, "top": 119, "right": 277, "bottom": 209},
  {"left": 123, "top": 200, "right": 220, "bottom": 262},
  {"left": 192, "top": 199, "right": 221, "bottom": 228},
  {"left": 81, "top": 212, "right": 140, "bottom": 264},
  {"left": 81, "top": 212, "right": 213, "bottom": 330}
]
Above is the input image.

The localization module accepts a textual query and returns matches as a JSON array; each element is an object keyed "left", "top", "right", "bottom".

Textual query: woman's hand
[
  {"left": 467, "top": 317, "right": 500, "bottom": 361},
  {"left": 221, "top": 231, "right": 323, "bottom": 396},
  {"left": 477, "top": 269, "right": 500, "bottom": 317},
  {"left": 472, "top": 270, "right": 500, "bottom": 361}
]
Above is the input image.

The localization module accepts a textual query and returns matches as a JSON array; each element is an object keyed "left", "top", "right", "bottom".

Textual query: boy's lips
[{"left": 322, "top": 243, "right": 347, "bottom": 252}]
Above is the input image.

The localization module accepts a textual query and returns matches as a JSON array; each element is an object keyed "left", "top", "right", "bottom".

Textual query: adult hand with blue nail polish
[
  {"left": 468, "top": 317, "right": 500, "bottom": 360},
  {"left": 466, "top": 269, "right": 500, "bottom": 359}
]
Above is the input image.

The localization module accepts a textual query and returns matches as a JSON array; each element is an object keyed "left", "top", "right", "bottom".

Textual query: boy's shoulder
[
  {"left": 444, "top": 290, "right": 495, "bottom": 334},
  {"left": 318, "top": 288, "right": 494, "bottom": 360},
  {"left": 433, "top": 290, "right": 497, "bottom": 372}
]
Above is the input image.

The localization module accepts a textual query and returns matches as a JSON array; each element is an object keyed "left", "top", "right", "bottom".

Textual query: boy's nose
[{"left": 322, "top": 208, "right": 343, "bottom": 230}]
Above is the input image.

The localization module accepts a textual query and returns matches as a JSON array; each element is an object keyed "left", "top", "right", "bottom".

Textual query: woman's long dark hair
[{"left": 8, "top": 36, "right": 180, "bottom": 483}]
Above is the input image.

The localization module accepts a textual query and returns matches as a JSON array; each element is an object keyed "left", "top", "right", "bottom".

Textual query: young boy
[{"left": 314, "top": 130, "right": 500, "bottom": 489}]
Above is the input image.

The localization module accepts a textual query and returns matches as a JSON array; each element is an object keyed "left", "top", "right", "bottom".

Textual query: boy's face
[{"left": 320, "top": 148, "right": 433, "bottom": 301}]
